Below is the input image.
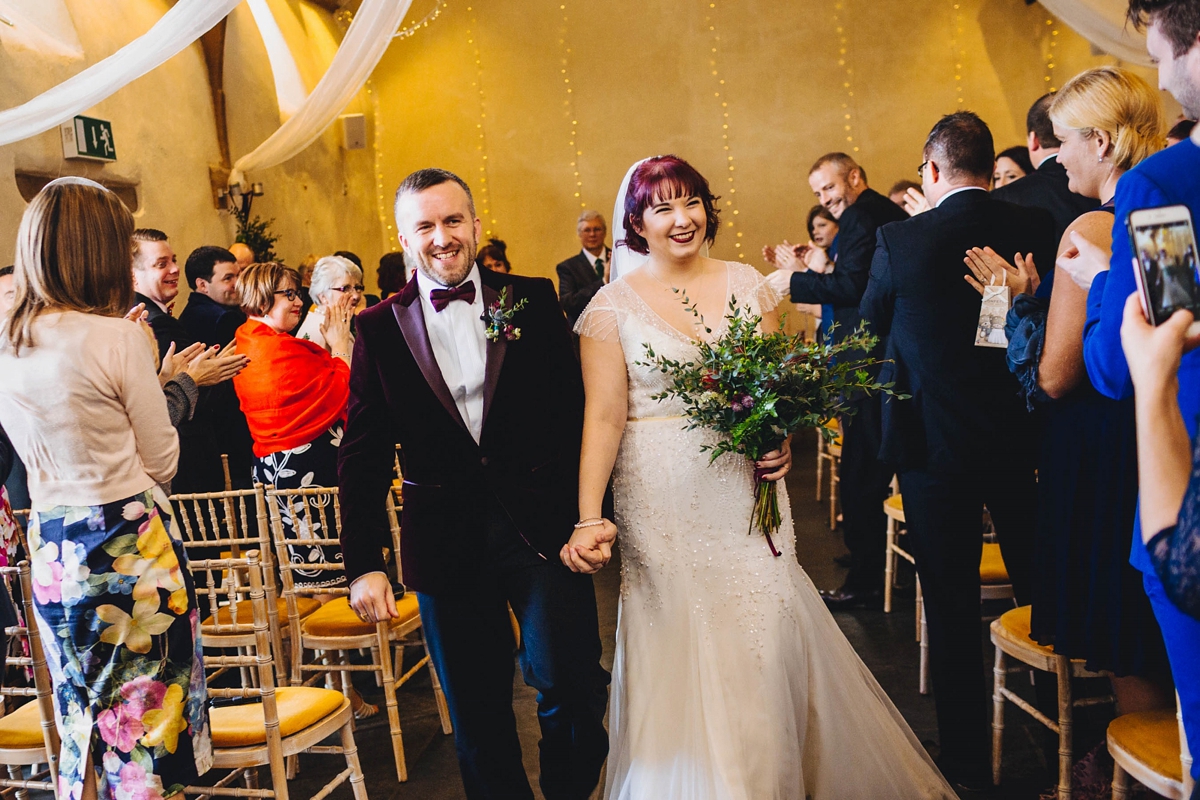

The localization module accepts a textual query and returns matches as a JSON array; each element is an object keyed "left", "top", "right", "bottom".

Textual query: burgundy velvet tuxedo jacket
[{"left": 337, "top": 267, "right": 584, "bottom": 595}]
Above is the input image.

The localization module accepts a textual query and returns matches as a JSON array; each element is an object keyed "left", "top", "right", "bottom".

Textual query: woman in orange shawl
[{"left": 233, "top": 262, "right": 353, "bottom": 593}]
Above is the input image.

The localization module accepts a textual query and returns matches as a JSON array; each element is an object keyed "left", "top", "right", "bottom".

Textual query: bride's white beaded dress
[{"left": 576, "top": 261, "right": 956, "bottom": 800}]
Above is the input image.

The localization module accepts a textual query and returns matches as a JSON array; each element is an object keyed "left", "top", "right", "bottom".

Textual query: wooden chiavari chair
[
  {"left": 184, "top": 550, "right": 367, "bottom": 800},
  {"left": 266, "top": 485, "right": 449, "bottom": 782},
  {"left": 171, "top": 485, "right": 313, "bottom": 687}
]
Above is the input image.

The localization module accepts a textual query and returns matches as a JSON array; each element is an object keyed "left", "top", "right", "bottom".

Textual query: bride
[{"left": 562, "top": 155, "right": 956, "bottom": 799}]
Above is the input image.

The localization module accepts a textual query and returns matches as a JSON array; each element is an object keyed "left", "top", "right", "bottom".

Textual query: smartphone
[{"left": 1127, "top": 204, "right": 1200, "bottom": 336}]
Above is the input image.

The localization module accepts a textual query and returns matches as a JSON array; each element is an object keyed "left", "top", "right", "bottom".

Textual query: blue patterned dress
[{"left": 29, "top": 487, "right": 211, "bottom": 800}]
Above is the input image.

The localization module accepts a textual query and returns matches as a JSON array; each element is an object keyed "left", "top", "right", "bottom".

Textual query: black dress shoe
[
  {"left": 832, "top": 553, "right": 853, "bottom": 568},
  {"left": 818, "top": 586, "right": 883, "bottom": 609}
]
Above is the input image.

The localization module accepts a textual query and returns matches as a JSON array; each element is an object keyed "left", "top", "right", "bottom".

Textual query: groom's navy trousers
[{"left": 416, "top": 496, "right": 610, "bottom": 800}]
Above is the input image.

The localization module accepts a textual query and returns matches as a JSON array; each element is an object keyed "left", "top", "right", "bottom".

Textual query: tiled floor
[{"left": 273, "top": 429, "right": 1118, "bottom": 800}]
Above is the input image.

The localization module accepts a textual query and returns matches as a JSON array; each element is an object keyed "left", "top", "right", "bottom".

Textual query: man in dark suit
[
  {"left": 556, "top": 209, "right": 610, "bottom": 326},
  {"left": 992, "top": 93, "right": 1099, "bottom": 244},
  {"left": 339, "top": 169, "right": 609, "bottom": 800},
  {"left": 132, "top": 230, "right": 234, "bottom": 495},
  {"left": 860, "top": 112, "right": 1056, "bottom": 792},
  {"left": 766, "top": 153, "right": 908, "bottom": 607},
  {"left": 179, "top": 246, "right": 254, "bottom": 489}
]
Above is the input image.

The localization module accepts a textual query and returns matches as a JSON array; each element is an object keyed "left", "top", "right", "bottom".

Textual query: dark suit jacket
[
  {"left": 859, "top": 189, "right": 1056, "bottom": 475},
  {"left": 178, "top": 292, "right": 246, "bottom": 349},
  {"left": 788, "top": 188, "right": 908, "bottom": 345},
  {"left": 991, "top": 155, "right": 1098, "bottom": 248},
  {"left": 557, "top": 248, "right": 608, "bottom": 325},
  {"left": 338, "top": 268, "right": 584, "bottom": 594},
  {"left": 136, "top": 293, "right": 225, "bottom": 493},
  {"left": 137, "top": 292, "right": 196, "bottom": 360},
  {"left": 178, "top": 293, "right": 255, "bottom": 488}
]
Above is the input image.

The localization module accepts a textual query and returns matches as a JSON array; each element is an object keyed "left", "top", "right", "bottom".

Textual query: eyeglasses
[
  {"left": 917, "top": 160, "right": 929, "bottom": 178},
  {"left": 330, "top": 284, "right": 365, "bottom": 294},
  {"left": 274, "top": 288, "right": 300, "bottom": 301}
]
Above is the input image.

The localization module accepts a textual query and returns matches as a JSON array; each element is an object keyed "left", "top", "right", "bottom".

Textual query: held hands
[
  {"left": 1056, "top": 231, "right": 1110, "bottom": 291},
  {"left": 349, "top": 572, "right": 399, "bottom": 624},
  {"left": 755, "top": 437, "right": 793, "bottom": 482},
  {"left": 560, "top": 519, "right": 617, "bottom": 574},
  {"left": 963, "top": 248, "right": 1039, "bottom": 297},
  {"left": 1120, "top": 292, "right": 1200, "bottom": 396}
]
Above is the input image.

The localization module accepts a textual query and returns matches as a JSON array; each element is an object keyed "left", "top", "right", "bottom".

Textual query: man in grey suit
[{"left": 556, "top": 210, "right": 610, "bottom": 326}]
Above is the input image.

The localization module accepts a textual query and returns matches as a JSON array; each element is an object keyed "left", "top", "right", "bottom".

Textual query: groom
[{"left": 338, "top": 168, "right": 611, "bottom": 799}]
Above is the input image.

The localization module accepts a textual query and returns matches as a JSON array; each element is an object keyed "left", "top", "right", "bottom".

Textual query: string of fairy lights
[
  {"left": 393, "top": 0, "right": 447, "bottom": 40},
  {"left": 465, "top": 5, "right": 497, "bottom": 238},
  {"left": 706, "top": 1, "right": 744, "bottom": 260},
  {"left": 558, "top": 4, "right": 585, "bottom": 209},
  {"left": 952, "top": 2, "right": 966, "bottom": 107},
  {"left": 1044, "top": 14, "right": 1060, "bottom": 92},
  {"left": 833, "top": 1, "right": 859, "bottom": 155}
]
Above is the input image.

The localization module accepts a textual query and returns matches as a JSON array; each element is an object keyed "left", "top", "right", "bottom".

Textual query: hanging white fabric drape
[
  {"left": 1038, "top": 0, "right": 1152, "bottom": 67},
  {"left": 230, "top": 0, "right": 413, "bottom": 182},
  {"left": 0, "top": 0, "right": 242, "bottom": 147}
]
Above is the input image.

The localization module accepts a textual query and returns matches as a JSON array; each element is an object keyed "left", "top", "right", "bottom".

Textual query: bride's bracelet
[{"left": 574, "top": 518, "right": 606, "bottom": 529}]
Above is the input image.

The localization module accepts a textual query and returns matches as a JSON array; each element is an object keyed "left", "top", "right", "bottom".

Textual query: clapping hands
[
  {"left": 561, "top": 519, "right": 617, "bottom": 574},
  {"left": 963, "top": 248, "right": 1039, "bottom": 297}
]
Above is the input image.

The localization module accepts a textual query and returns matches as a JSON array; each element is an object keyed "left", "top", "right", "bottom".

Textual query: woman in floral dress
[{"left": 0, "top": 179, "right": 210, "bottom": 800}]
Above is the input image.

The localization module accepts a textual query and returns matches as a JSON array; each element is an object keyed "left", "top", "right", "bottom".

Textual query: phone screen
[{"left": 1130, "top": 210, "right": 1200, "bottom": 325}]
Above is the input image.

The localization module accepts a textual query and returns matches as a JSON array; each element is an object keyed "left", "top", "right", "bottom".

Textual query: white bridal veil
[{"left": 609, "top": 157, "right": 654, "bottom": 282}]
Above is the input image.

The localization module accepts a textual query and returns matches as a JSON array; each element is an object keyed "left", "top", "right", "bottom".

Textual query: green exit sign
[{"left": 60, "top": 115, "right": 116, "bottom": 162}]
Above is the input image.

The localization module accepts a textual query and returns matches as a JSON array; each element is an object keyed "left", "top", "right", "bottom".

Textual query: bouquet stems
[{"left": 752, "top": 468, "right": 782, "bottom": 558}]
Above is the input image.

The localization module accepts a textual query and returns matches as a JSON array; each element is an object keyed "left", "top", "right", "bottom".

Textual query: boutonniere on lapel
[{"left": 481, "top": 286, "right": 528, "bottom": 342}]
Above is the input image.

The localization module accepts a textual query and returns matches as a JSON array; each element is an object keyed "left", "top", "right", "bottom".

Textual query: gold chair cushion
[
  {"left": 980, "top": 543, "right": 1010, "bottom": 584},
  {"left": 301, "top": 593, "right": 421, "bottom": 637},
  {"left": 204, "top": 596, "right": 320, "bottom": 628},
  {"left": 1108, "top": 710, "right": 1183, "bottom": 782},
  {"left": 995, "top": 605, "right": 1056, "bottom": 658},
  {"left": 0, "top": 702, "right": 45, "bottom": 749},
  {"left": 209, "top": 687, "right": 345, "bottom": 748},
  {"left": 884, "top": 494, "right": 905, "bottom": 521}
]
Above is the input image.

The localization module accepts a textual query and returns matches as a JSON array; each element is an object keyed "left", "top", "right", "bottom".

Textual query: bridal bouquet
[{"left": 639, "top": 297, "right": 898, "bottom": 556}]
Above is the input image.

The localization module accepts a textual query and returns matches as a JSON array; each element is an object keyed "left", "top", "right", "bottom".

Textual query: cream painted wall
[
  {"left": 0, "top": 0, "right": 381, "bottom": 304},
  {"left": 372, "top": 0, "right": 1180, "bottom": 284}
]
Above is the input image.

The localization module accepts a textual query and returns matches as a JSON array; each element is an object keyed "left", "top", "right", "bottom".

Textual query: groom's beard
[{"left": 414, "top": 239, "right": 478, "bottom": 287}]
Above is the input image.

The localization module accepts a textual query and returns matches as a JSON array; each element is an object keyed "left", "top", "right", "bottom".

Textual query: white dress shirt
[
  {"left": 582, "top": 247, "right": 607, "bottom": 275},
  {"left": 415, "top": 264, "right": 488, "bottom": 443}
]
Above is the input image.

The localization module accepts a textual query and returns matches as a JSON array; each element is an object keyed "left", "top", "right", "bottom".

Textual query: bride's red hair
[{"left": 621, "top": 155, "right": 721, "bottom": 255}]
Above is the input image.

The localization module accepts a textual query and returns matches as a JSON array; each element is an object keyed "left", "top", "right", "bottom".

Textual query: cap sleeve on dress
[{"left": 574, "top": 288, "right": 621, "bottom": 343}]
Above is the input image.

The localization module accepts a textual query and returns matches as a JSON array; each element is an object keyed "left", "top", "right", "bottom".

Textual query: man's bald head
[{"left": 229, "top": 242, "right": 255, "bottom": 269}]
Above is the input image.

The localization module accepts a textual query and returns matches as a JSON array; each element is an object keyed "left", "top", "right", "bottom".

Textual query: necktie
[
  {"left": 429, "top": 281, "right": 476, "bottom": 312},
  {"left": 594, "top": 257, "right": 605, "bottom": 280}
]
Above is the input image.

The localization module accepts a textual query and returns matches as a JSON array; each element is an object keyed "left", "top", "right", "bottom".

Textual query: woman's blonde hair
[
  {"left": 4, "top": 178, "right": 135, "bottom": 355},
  {"left": 237, "top": 261, "right": 301, "bottom": 317},
  {"left": 1050, "top": 66, "right": 1165, "bottom": 172}
]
